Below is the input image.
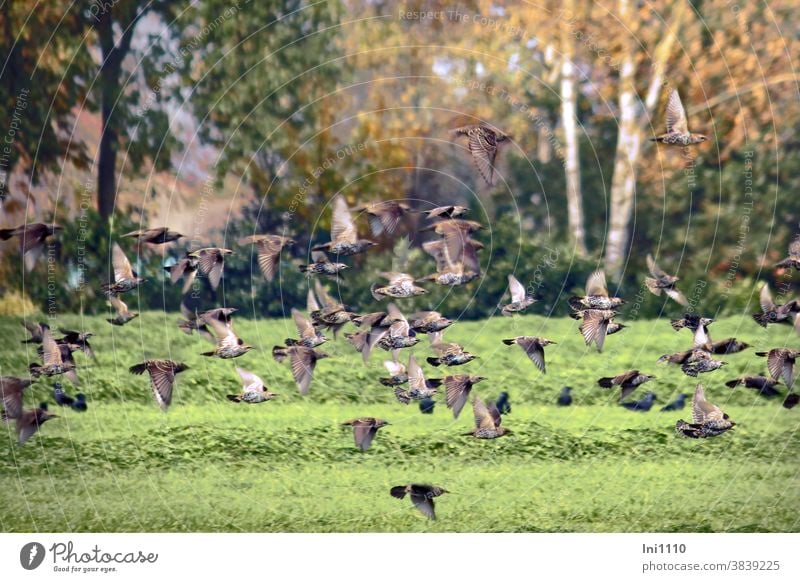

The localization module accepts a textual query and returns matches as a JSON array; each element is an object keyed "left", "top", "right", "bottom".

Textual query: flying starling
[
  {"left": 29, "top": 324, "right": 76, "bottom": 379},
  {"left": 371, "top": 272, "right": 427, "bottom": 300},
  {"left": 465, "top": 395, "right": 510, "bottom": 439},
  {"left": 0, "top": 222, "right": 62, "bottom": 271},
  {"left": 38, "top": 341, "right": 81, "bottom": 385},
  {"left": 199, "top": 310, "right": 253, "bottom": 359},
  {"left": 394, "top": 355, "right": 440, "bottom": 404},
  {"left": 452, "top": 123, "right": 510, "bottom": 186},
  {"left": 755, "top": 348, "right": 799, "bottom": 388},
  {"left": 670, "top": 314, "right": 714, "bottom": 333},
  {"left": 377, "top": 305, "right": 419, "bottom": 353},
  {"left": 238, "top": 234, "right": 294, "bottom": 282},
  {"left": 227, "top": 367, "right": 277, "bottom": 403},
  {"left": 299, "top": 251, "right": 348, "bottom": 277},
  {"left": 380, "top": 358, "right": 408, "bottom": 387},
  {"left": 0, "top": 376, "right": 34, "bottom": 420},
  {"left": 272, "top": 345, "right": 329, "bottom": 395},
  {"left": 286, "top": 308, "right": 327, "bottom": 349},
  {"left": 675, "top": 384, "right": 735, "bottom": 438},
  {"left": 107, "top": 293, "right": 139, "bottom": 326},
  {"left": 128, "top": 360, "right": 189, "bottom": 411},
  {"left": 341, "top": 417, "right": 389, "bottom": 451},
  {"left": 188, "top": 247, "right": 233, "bottom": 290},
  {"left": 569, "top": 270, "right": 624, "bottom": 311},
  {"left": 703, "top": 338, "right": 750, "bottom": 355},
  {"left": 5, "top": 408, "right": 58, "bottom": 445},
  {"left": 420, "top": 220, "right": 483, "bottom": 286},
  {"left": 164, "top": 254, "right": 199, "bottom": 294},
  {"left": 500, "top": 274, "right": 536, "bottom": 315},
  {"left": 725, "top": 376, "right": 782, "bottom": 398},
  {"left": 309, "top": 280, "right": 359, "bottom": 338},
  {"left": 175, "top": 302, "right": 215, "bottom": 343},
  {"left": 680, "top": 350, "right": 726, "bottom": 377},
  {"left": 557, "top": 386, "right": 573, "bottom": 407},
  {"left": 427, "top": 341, "right": 477, "bottom": 367},
  {"left": 661, "top": 394, "right": 687, "bottom": 411},
  {"left": 753, "top": 283, "right": 799, "bottom": 329},
  {"left": 353, "top": 200, "right": 411, "bottom": 236},
  {"left": 102, "top": 242, "right": 144, "bottom": 295},
  {"left": 444, "top": 374, "right": 486, "bottom": 418},
  {"left": 621, "top": 392, "right": 657, "bottom": 412},
  {"left": 502, "top": 336, "right": 555, "bottom": 373},
  {"left": 423, "top": 205, "right": 468, "bottom": 220},
  {"left": 644, "top": 254, "right": 688, "bottom": 306},
  {"left": 408, "top": 311, "right": 453, "bottom": 336},
  {"left": 578, "top": 309, "right": 618, "bottom": 352},
  {"left": 121, "top": 227, "right": 184, "bottom": 245},
  {"left": 775, "top": 238, "right": 800, "bottom": 271},
  {"left": 390, "top": 484, "right": 448, "bottom": 520},
  {"left": 494, "top": 391, "right": 511, "bottom": 415},
  {"left": 346, "top": 312, "right": 393, "bottom": 364},
  {"left": 312, "top": 195, "right": 377, "bottom": 256},
  {"left": 597, "top": 370, "right": 655, "bottom": 401},
  {"left": 650, "top": 88, "right": 708, "bottom": 146},
  {"left": 57, "top": 329, "right": 95, "bottom": 359}
]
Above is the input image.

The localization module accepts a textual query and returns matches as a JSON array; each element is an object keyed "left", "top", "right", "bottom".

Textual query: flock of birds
[{"left": 1, "top": 89, "right": 799, "bottom": 520}]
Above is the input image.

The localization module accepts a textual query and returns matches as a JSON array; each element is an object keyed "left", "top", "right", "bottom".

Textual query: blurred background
[{"left": 1, "top": 0, "right": 797, "bottom": 319}]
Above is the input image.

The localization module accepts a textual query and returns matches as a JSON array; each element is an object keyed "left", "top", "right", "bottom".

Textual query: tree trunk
[{"left": 97, "top": 81, "right": 118, "bottom": 220}]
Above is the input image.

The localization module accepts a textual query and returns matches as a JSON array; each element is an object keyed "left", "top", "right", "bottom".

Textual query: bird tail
[
  {"left": 393, "top": 388, "right": 412, "bottom": 404},
  {"left": 427, "top": 357, "right": 442, "bottom": 367},
  {"left": 656, "top": 354, "right": 670, "bottom": 363},
  {"left": 670, "top": 319, "right": 685, "bottom": 331},
  {"left": 426, "top": 378, "right": 443, "bottom": 388},
  {"left": 597, "top": 377, "right": 614, "bottom": 388},
  {"left": 272, "top": 346, "right": 288, "bottom": 362},
  {"left": 284, "top": 338, "right": 300, "bottom": 346},
  {"left": 28, "top": 363, "right": 43, "bottom": 377},
  {"left": 724, "top": 379, "right": 740, "bottom": 388},
  {"left": 370, "top": 283, "right": 383, "bottom": 302},
  {"left": 568, "top": 311, "right": 583, "bottom": 320},
  {"left": 754, "top": 351, "right": 769, "bottom": 357},
  {"left": 680, "top": 364, "right": 699, "bottom": 377},
  {"left": 389, "top": 486, "right": 407, "bottom": 499},
  {"left": 226, "top": 395, "right": 242, "bottom": 402},
  {"left": 379, "top": 377, "right": 396, "bottom": 387},
  {"left": 311, "top": 243, "right": 329, "bottom": 252},
  {"left": 752, "top": 313, "right": 769, "bottom": 328},
  {"left": 644, "top": 277, "right": 661, "bottom": 295},
  {"left": 200, "top": 351, "right": 216, "bottom": 357},
  {"left": 0, "top": 228, "right": 15, "bottom": 240},
  {"left": 501, "top": 338, "right": 517, "bottom": 345},
  {"left": 567, "top": 297, "right": 585, "bottom": 311},
  {"left": 298, "top": 264, "right": 310, "bottom": 273},
  {"left": 176, "top": 319, "right": 194, "bottom": 335}
]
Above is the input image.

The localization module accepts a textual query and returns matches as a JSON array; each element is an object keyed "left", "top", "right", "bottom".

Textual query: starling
[
  {"left": 783, "top": 393, "right": 799, "bottom": 409},
  {"left": 0, "top": 376, "right": 34, "bottom": 420},
  {"left": 452, "top": 123, "right": 510, "bottom": 186},
  {"left": 309, "top": 281, "right": 359, "bottom": 338},
  {"left": 621, "top": 392, "right": 657, "bottom": 412},
  {"left": 341, "top": 417, "right": 388, "bottom": 451},
  {"left": 755, "top": 348, "right": 799, "bottom": 388},
  {"left": 121, "top": 227, "right": 184, "bottom": 245},
  {"left": 569, "top": 270, "right": 624, "bottom": 311},
  {"left": 128, "top": 360, "right": 189, "bottom": 411},
  {"left": 238, "top": 234, "right": 294, "bottom": 282},
  {"left": 661, "top": 394, "right": 687, "bottom": 411},
  {"left": 0, "top": 222, "right": 62, "bottom": 271},
  {"left": 164, "top": 254, "right": 199, "bottom": 294},
  {"left": 107, "top": 293, "right": 139, "bottom": 326},
  {"left": 419, "top": 397, "right": 436, "bottom": 414},
  {"left": 502, "top": 336, "right": 555, "bottom": 373},
  {"left": 380, "top": 358, "right": 408, "bottom": 387},
  {"left": 346, "top": 312, "right": 393, "bottom": 364},
  {"left": 650, "top": 88, "right": 708, "bottom": 146},
  {"left": 390, "top": 484, "right": 448, "bottom": 520},
  {"left": 408, "top": 311, "right": 453, "bottom": 335},
  {"left": 6, "top": 408, "right": 58, "bottom": 445},
  {"left": 597, "top": 370, "right": 655, "bottom": 401},
  {"left": 443, "top": 374, "right": 486, "bottom": 418},
  {"left": 286, "top": 308, "right": 327, "bottom": 349},
  {"left": 272, "top": 345, "right": 329, "bottom": 395},
  {"left": 465, "top": 395, "right": 510, "bottom": 439},
  {"left": 394, "top": 355, "right": 440, "bottom": 404},
  {"left": 670, "top": 314, "right": 714, "bottom": 333},
  {"left": 39, "top": 342, "right": 80, "bottom": 385},
  {"left": 578, "top": 309, "right": 618, "bottom": 352},
  {"left": 775, "top": 238, "right": 800, "bottom": 271},
  {"left": 703, "top": 338, "right": 750, "bottom": 355},
  {"left": 227, "top": 367, "right": 277, "bottom": 403},
  {"left": 423, "top": 205, "right": 468, "bottom": 220},
  {"left": 680, "top": 350, "right": 726, "bottom": 377},
  {"left": 371, "top": 272, "right": 427, "bottom": 300},
  {"left": 500, "top": 274, "right": 536, "bottom": 315},
  {"left": 752, "top": 284, "right": 799, "bottom": 329},
  {"left": 377, "top": 304, "right": 419, "bottom": 353},
  {"left": 353, "top": 200, "right": 411, "bottom": 236},
  {"left": 557, "top": 386, "right": 573, "bottom": 407},
  {"left": 644, "top": 254, "right": 688, "bottom": 306},
  {"left": 312, "top": 195, "right": 377, "bottom": 256},
  {"left": 420, "top": 221, "right": 483, "bottom": 286},
  {"left": 176, "top": 302, "right": 215, "bottom": 343},
  {"left": 188, "top": 247, "right": 233, "bottom": 291},
  {"left": 29, "top": 324, "right": 76, "bottom": 378},
  {"left": 675, "top": 384, "right": 735, "bottom": 438},
  {"left": 199, "top": 310, "right": 253, "bottom": 359},
  {"left": 725, "top": 376, "right": 782, "bottom": 398},
  {"left": 494, "top": 391, "right": 511, "bottom": 415},
  {"left": 102, "top": 242, "right": 144, "bottom": 295},
  {"left": 57, "top": 329, "right": 94, "bottom": 359},
  {"left": 299, "top": 251, "right": 348, "bottom": 277},
  {"left": 427, "top": 341, "right": 477, "bottom": 367},
  {"left": 21, "top": 321, "right": 46, "bottom": 344}
]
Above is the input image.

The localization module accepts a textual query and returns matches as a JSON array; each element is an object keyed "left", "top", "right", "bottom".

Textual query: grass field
[{"left": 1, "top": 312, "right": 798, "bottom": 532}]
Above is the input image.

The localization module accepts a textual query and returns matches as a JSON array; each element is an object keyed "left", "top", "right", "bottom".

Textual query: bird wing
[
  {"left": 665, "top": 288, "right": 689, "bottom": 306},
  {"left": 292, "top": 308, "right": 315, "bottom": 340},
  {"left": 759, "top": 284, "right": 775, "bottom": 313},
  {"left": 255, "top": 238, "right": 282, "bottom": 282},
  {"left": 108, "top": 293, "right": 129, "bottom": 316},
  {"left": 472, "top": 395, "right": 497, "bottom": 430},
  {"left": 203, "top": 314, "right": 234, "bottom": 343},
  {"left": 22, "top": 320, "right": 42, "bottom": 340},
  {"left": 691, "top": 384, "right": 724, "bottom": 423},
  {"left": 314, "top": 280, "right": 337, "bottom": 308},
  {"left": 331, "top": 196, "right": 357, "bottom": 243},
  {"left": 580, "top": 310, "right": 609, "bottom": 349},
  {"left": 311, "top": 250, "right": 329, "bottom": 263},
  {"left": 444, "top": 376, "right": 470, "bottom": 418},
  {"left": 507, "top": 274, "right": 526, "bottom": 303},
  {"left": 383, "top": 272, "right": 414, "bottom": 287},
  {"left": 307, "top": 288, "right": 321, "bottom": 313},
  {"left": 384, "top": 359, "right": 406, "bottom": 377},
  {"left": 148, "top": 362, "right": 179, "bottom": 411},
  {"left": 352, "top": 423, "right": 378, "bottom": 451},
  {"left": 789, "top": 239, "right": 800, "bottom": 258},
  {"left": 646, "top": 254, "right": 668, "bottom": 278},
  {"left": 111, "top": 242, "right": 135, "bottom": 282},
  {"left": 468, "top": 128, "right": 498, "bottom": 186},
  {"left": 665, "top": 88, "right": 689, "bottom": 134},
  {"left": 585, "top": 270, "right": 608, "bottom": 296},
  {"left": 517, "top": 338, "right": 546, "bottom": 373},
  {"left": 407, "top": 355, "right": 425, "bottom": 391},
  {"left": 410, "top": 493, "right": 436, "bottom": 519},
  {"left": 235, "top": 367, "right": 264, "bottom": 392},
  {"left": 0, "top": 378, "right": 24, "bottom": 419},
  {"left": 17, "top": 415, "right": 41, "bottom": 445},
  {"left": 290, "top": 349, "right": 316, "bottom": 395},
  {"left": 198, "top": 250, "right": 226, "bottom": 290},
  {"left": 41, "top": 326, "right": 62, "bottom": 365}
]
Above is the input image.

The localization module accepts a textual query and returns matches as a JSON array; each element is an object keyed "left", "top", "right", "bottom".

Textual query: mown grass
[{"left": 1, "top": 313, "right": 798, "bottom": 532}]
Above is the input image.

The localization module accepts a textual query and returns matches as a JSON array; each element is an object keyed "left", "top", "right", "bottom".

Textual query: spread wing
[
  {"left": 197, "top": 249, "right": 226, "bottom": 290},
  {"left": 468, "top": 128, "right": 498, "bottom": 186},
  {"left": 580, "top": 311, "right": 609, "bottom": 350},
  {"left": 235, "top": 367, "right": 264, "bottom": 393},
  {"left": 108, "top": 293, "right": 129, "bottom": 316},
  {"left": 646, "top": 254, "right": 668, "bottom": 278},
  {"left": 472, "top": 395, "right": 497, "bottom": 430},
  {"left": 41, "top": 326, "right": 62, "bottom": 365},
  {"left": 384, "top": 359, "right": 406, "bottom": 377},
  {"left": 292, "top": 308, "right": 315, "bottom": 340},
  {"left": 508, "top": 274, "right": 526, "bottom": 303},
  {"left": 410, "top": 493, "right": 436, "bottom": 519},
  {"left": 665, "top": 89, "right": 688, "bottom": 134},
  {"left": 111, "top": 242, "right": 134, "bottom": 282},
  {"left": 517, "top": 337, "right": 546, "bottom": 373},
  {"left": 255, "top": 238, "right": 284, "bottom": 282},
  {"left": 331, "top": 196, "right": 357, "bottom": 243},
  {"left": 290, "top": 349, "right": 316, "bottom": 395},
  {"left": 759, "top": 284, "right": 775, "bottom": 313},
  {"left": 444, "top": 376, "right": 470, "bottom": 418},
  {"left": 407, "top": 355, "right": 425, "bottom": 391},
  {"left": 691, "top": 384, "right": 724, "bottom": 423},
  {"left": 585, "top": 270, "right": 608, "bottom": 296}
]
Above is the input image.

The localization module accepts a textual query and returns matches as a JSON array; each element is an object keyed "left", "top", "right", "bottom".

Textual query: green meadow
[{"left": 1, "top": 313, "right": 798, "bottom": 532}]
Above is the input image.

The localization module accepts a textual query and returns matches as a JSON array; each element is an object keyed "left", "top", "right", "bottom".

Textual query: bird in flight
[{"left": 650, "top": 88, "right": 708, "bottom": 146}]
